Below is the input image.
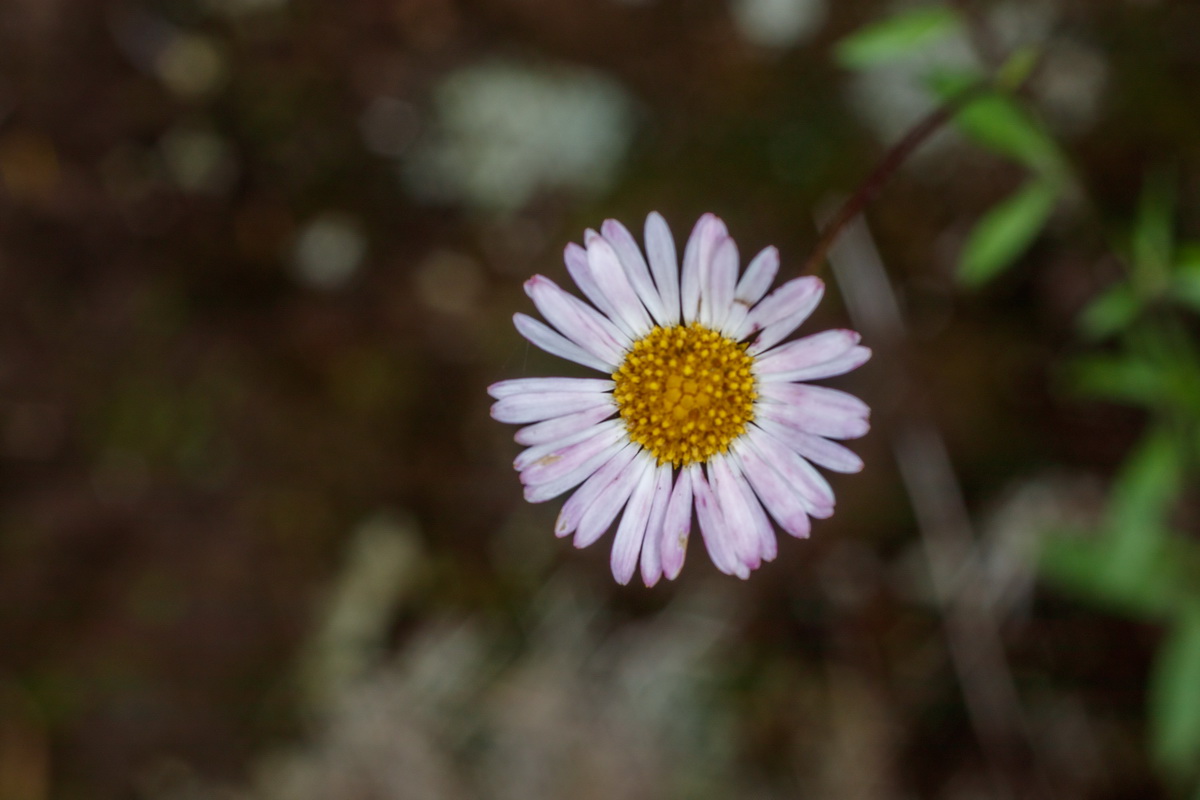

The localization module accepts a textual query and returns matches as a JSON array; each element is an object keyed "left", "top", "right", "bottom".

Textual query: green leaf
[
  {"left": 1038, "top": 531, "right": 1170, "bottom": 619},
  {"left": 929, "top": 73, "right": 1067, "bottom": 176},
  {"left": 1168, "top": 244, "right": 1200, "bottom": 313},
  {"left": 1078, "top": 283, "right": 1141, "bottom": 340},
  {"left": 958, "top": 179, "right": 1058, "bottom": 286},
  {"left": 1107, "top": 429, "right": 1181, "bottom": 538},
  {"left": 1066, "top": 354, "right": 1166, "bottom": 407},
  {"left": 836, "top": 7, "right": 961, "bottom": 69},
  {"left": 1150, "top": 604, "right": 1200, "bottom": 780},
  {"left": 1132, "top": 170, "right": 1176, "bottom": 291}
]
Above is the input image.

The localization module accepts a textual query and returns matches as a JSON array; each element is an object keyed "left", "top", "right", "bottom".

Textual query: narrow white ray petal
[
  {"left": 726, "top": 246, "right": 780, "bottom": 339},
  {"left": 758, "top": 383, "right": 871, "bottom": 440},
  {"left": 514, "top": 403, "right": 617, "bottom": 446},
  {"left": 728, "top": 455, "right": 777, "bottom": 562},
  {"left": 555, "top": 443, "right": 639, "bottom": 537},
  {"left": 526, "top": 275, "right": 629, "bottom": 363},
  {"left": 574, "top": 449, "right": 647, "bottom": 549},
  {"left": 645, "top": 212, "right": 680, "bottom": 325},
  {"left": 609, "top": 452, "right": 658, "bottom": 585},
  {"left": 522, "top": 436, "right": 626, "bottom": 504},
  {"left": 757, "top": 346, "right": 872, "bottom": 383},
  {"left": 564, "top": 241, "right": 635, "bottom": 339},
  {"left": 492, "top": 390, "right": 614, "bottom": 425},
  {"left": 694, "top": 464, "right": 746, "bottom": 578},
  {"left": 516, "top": 418, "right": 624, "bottom": 479},
  {"left": 514, "top": 416, "right": 620, "bottom": 468},
  {"left": 640, "top": 464, "right": 673, "bottom": 587},
  {"left": 513, "top": 313, "right": 614, "bottom": 373},
  {"left": 709, "top": 454, "right": 762, "bottom": 572},
  {"left": 746, "top": 426, "right": 835, "bottom": 518},
  {"left": 740, "top": 277, "right": 824, "bottom": 353},
  {"left": 695, "top": 222, "right": 730, "bottom": 329},
  {"left": 753, "top": 329, "right": 860, "bottom": 375},
  {"left": 602, "top": 218, "right": 668, "bottom": 326},
  {"left": 706, "top": 236, "right": 739, "bottom": 333},
  {"left": 754, "top": 417, "right": 864, "bottom": 473},
  {"left": 586, "top": 231, "right": 653, "bottom": 337},
  {"left": 660, "top": 465, "right": 694, "bottom": 580},
  {"left": 489, "top": 376, "right": 613, "bottom": 399},
  {"left": 679, "top": 215, "right": 715, "bottom": 325},
  {"left": 731, "top": 442, "right": 811, "bottom": 539}
]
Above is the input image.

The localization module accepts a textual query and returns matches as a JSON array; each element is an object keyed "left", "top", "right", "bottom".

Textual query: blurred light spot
[
  {"left": 359, "top": 97, "right": 420, "bottom": 157},
  {"left": 0, "top": 130, "right": 60, "bottom": 203},
  {"left": 159, "top": 124, "right": 237, "bottom": 194},
  {"left": 292, "top": 213, "right": 367, "bottom": 289},
  {"left": 155, "top": 33, "right": 226, "bottom": 97},
  {"left": 403, "top": 60, "right": 635, "bottom": 213},
  {"left": 415, "top": 250, "right": 484, "bottom": 316},
  {"left": 731, "top": 0, "right": 827, "bottom": 49},
  {"left": 1033, "top": 40, "right": 1107, "bottom": 135}
]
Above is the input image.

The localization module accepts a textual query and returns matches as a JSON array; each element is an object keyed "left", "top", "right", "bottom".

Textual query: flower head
[{"left": 488, "top": 213, "right": 871, "bottom": 585}]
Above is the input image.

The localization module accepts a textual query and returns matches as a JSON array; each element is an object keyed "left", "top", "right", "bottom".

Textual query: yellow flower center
[{"left": 612, "top": 323, "right": 757, "bottom": 467}]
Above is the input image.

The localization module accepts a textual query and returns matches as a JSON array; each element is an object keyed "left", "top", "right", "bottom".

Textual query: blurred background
[{"left": 2, "top": 0, "right": 1199, "bottom": 798}]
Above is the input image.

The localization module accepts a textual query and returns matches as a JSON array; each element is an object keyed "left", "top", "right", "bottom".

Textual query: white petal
[
  {"left": 491, "top": 390, "right": 614, "bottom": 425},
  {"left": 517, "top": 419, "right": 625, "bottom": 482},
  {"left": 745, "top": 426, "right": 835, "bottom": 518},
  {"left": 705, "top": 236, "right": 738, "bottom": 333},
  {"left": 680, "top": 215, "right": 725, "bottom": 325},
  {"left": 522, "top": 435, "right": 627, "bottom": 504},
  {"left": 563, "top": 241, "right": 633, "bottom": 339},
  {"left": 731, "top": 441, "right": 811, "bottom": 539},
  {"left": 574, "top": 449, "right": 647, "bottom": 549},
  {"left": 728, "top": 455, "right": 777, "bottom": 562},
  {"left": 754, "top": 329, "right": 859, "bottom": 375},
  {"left": 609, "top": 452, "right": 658, "bottom": 585},
  {"left": 525, "top": 275, "right": 629, "bottom": 364},
  {"left": 602, "top": 219, "right": 668, "bottom": 327},
  {"left": 709, "top": 454, "right": 762, "bottom": 572},
  {"left": 660, "top": 465, "right": 694, "bottom": 580},
  {"left": 744, "top": 277, "right": 825, "bottom": 354},
  {"left": 489, "top": 377, "right": 613, "bottom": 399},
  {"left": 758, "top": 345, "right": 872, "bottom": 383},
  {"left": 694, "top": 465, "right": 748, "bottom": 579},
  {"left": 645, "top": 212, "right": 680, "bottom": 325},
  {"left": 640, "top": 465, "right": 673, "bottom": 587},
  {"left": 514, "top": 416, "right": 620, "bottom": 471},
  {"left": 754, "top": 418, "right": 863, "bottom": 473},
  {"left": 555, "top": 444, "right": 640, "bottom": 537},
  {"left": 586, "top": 232, "right": 653, "bottom": 338},
  {"left": 726, "top": 246, "right": 780, "bottom": 339},
  {"left": 514, "top": 403, "right": 617, "bottom": 446},
  {"left": 758, "top": 383, "right": 871, "bottom": 440},
  {"left": 513, "top": 313, "right": 614, "bottom": 373}
]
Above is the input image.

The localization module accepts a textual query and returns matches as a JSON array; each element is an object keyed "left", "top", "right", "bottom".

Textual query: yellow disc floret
[{"left": 612, "top": 322, "right": 757, "bottom": 467}]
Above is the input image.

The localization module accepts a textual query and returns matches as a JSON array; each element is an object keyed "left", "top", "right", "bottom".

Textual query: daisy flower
[{"left": 488, "top": 213, "right": 871, "bottom": 586}]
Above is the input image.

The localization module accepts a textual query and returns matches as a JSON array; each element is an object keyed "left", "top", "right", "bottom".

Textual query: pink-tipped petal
[
  {"left": 660, "top": 465, "right": 694, "bottom": 580},
  {"left": 746, "top": 426, "right": 836, "bottom": 518},
  {"left": 513, "top": 313, "right": 614, "bottom": 373},
  {"left": 743, "top": 278, "right": 825, "bottom": 354},
  {"left": 522, "top": 436, "right": 626, "bottom": 504},
  {"left": 709, "top": 454, "right": 763, "bottom": 572},
  {"left": 680, "top": 214, "right": 726, "bottom": 325},
  {"left": 525, "top": 275, "right": 630, "bottom": 363},
  {"left": 758, "top": 383, "right": 871, "bottom": 440},
  {"left": 517, "top": 419, "right": 625, "bottom": 484},
  {"left": 514, "top": 417, "right": 622, "bottom": 472},
  {"left": 609, "top": 453, "right": 658, "bottom": 585},
  {"left": 602, "top": 218, "right": 669, "bottom": 326},
  {"left": 564, "top": 241, "right": 633, "bottom": 339},
  {"left": 694, "top": 465, "right": 747, "bottom": 578},
  {"left": 731, "top": 442, "right": 811, "bottom": 539},
  {"left": 754, "top": 329, "right": 860, "bottom": 376},
  {"left": 489, "top": 376, "right": 614, "bottom": 399},
  {"left": 754, "top": 418, "right": 864, "bottom": 474},
  {"left": 515, "top": 403, "right": 617, "bottom": 446},
  {"left": 639, "top": 464, "right": 673, "bottom": 588},
  {"left": 645, "top": 212, "right": 681, "bottom": 325},
  {"left": 586, "top": 232, "right": 653, "bottom": 338},
  {"left": 758, "top": 345, "right": 872, "bottom": 383},
  {"left": 555, "top": 443, "right": 639, "bottom": 537},
  {"left": 574, "top": 451, "right": 647, "bottom": 549},
  {"left": 491, "top": 390, "right": 614, "bottom": 425},
  {"left": 728, "top": 456, "right": 777, "bottom": 562},
  {"left": 703, "top": 236, "right": 739, "bottom": 332}
]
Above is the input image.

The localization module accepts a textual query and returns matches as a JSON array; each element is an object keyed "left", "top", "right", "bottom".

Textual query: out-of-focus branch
[{"left": 825, "top": 209, "right": 1055, "bottom": 800}]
